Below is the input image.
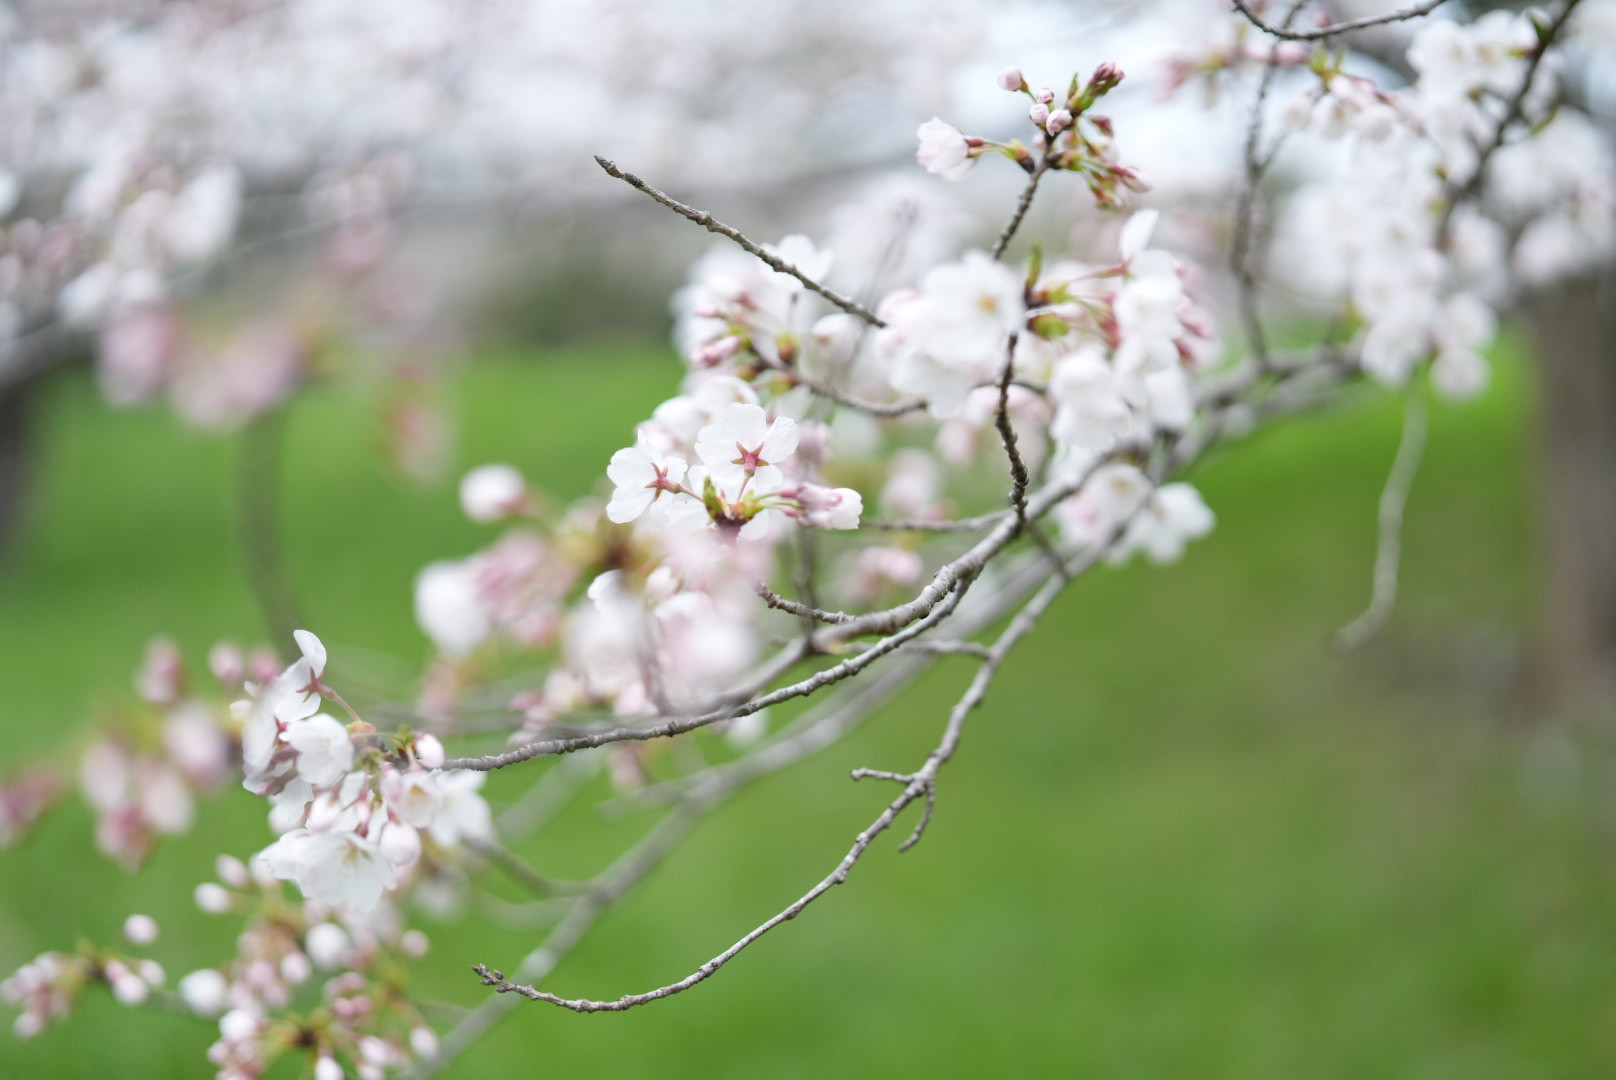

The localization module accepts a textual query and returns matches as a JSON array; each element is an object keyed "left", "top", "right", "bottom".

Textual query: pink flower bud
[
  {"left": 194, "top": 882, "right": 232, "bottom": 914},
  {"left": 112, "top": 973, "right": 149, "bottom": 1006},
  {"left": 215, "top": 854, "right": 250, "bottom": 888},
  {"left": 135, "top": 638, "right": 184, "bottom": 706},
  {"left": 400, "top": 930, "right": 430, "bottom": 959},
  {"left": 281, "top": 951, "right": 312, "bottom": 985},
  {"left": 410, "top": 1026, "right": 439, "bottom": 1058},
  {"left": 1088, "top": 62, "right": 1124, "bottom": 93},
  {"left": 178, "top": 969, "right": 228, "bottom": 1017},
  {"left": 1045, "top": 109, "right": 1074, "bottom": 136},
  {"left": 690, "top": 334, "right": 744, "bottom": 368},
  {"left": 208, "top": 642, "right": 245, "bottom": 687},
  {"left": 1035, "top": 87, "right": 1055, "bottom": 104},
  {"left": 458, "top": 464, "right": 527, "bottom": 523},
  {"left": 378, "top": 822, "right": 422, "bottom": 867},
  {"left": 414, "top": 734, "right": 446, "bottom": 769},
  {"left": 995, "top": 66, "right": 1025, "bottom": 92},
  {"left": 123, "top": 914, "right": 159, "bottom": 946},
  {"left": 1029, "top": 103, "right": 1050, "bottom": 126}
]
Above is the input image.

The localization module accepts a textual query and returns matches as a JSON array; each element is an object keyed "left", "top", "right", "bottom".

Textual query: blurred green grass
[{"left": 3, "top": 340, "right": 1616, "bottom": 1078}]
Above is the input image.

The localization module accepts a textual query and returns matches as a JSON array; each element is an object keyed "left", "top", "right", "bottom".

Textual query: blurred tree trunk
[
  {"left": 1525, "top": 266, "right": 1616, "bottom": 715},
  {"left": 0, "top": 380, "right": 32, "bottom": 559}
]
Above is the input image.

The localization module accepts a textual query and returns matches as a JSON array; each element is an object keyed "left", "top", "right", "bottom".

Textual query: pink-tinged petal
[
  {"left": 606, "top": 445, "right": 652, "bottom": 489},
  {"left": 725, "top": 402, "right": 768, "bottom": 448},
  {"left": 749, "top": 464, "right": 786, "bottom": 495},
  {"left": 606, "top": 483, "right": 657, "bottom": 524},
  {"left": 292, "top": 630, "right": 326, "bottom": 678},
  {"left": 1119, "top": 209, "right": 1158, "bottom": 263},
  {"left": 693, "top": 425, "right": 731, "bottom": 471},
  {"left": 760, "top": 416, "right": 798, "bottom": 461}
]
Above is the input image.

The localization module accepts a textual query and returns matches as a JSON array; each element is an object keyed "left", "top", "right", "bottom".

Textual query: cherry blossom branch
[
  {"left": 1437, "top": 0, "right": 1586, "bottom": 237},
  {"left": 429, "top": 356, "right": 1369, "bottom": 1066},
  {"left": 471, "top": 522, "right": 1117, "bottom": 1015},
  {"left": 1230, "top": 0, "right": 1309, "bottom": 372},
  {"left": 1231, "top": 0, "right": 1449, "bottom": 40},
  {"left": 751, "top": 579, "right": 858, "bottom": 624},
  {"left": 990, "top": 156, "right": 1053, "bottom": 261},
  {"left": 1336, "top": 387, "right": 1428, "bottom": 649},
  {"left": 593, "top": 156, "right": 886, "bottom": 328},
  {"left": 409, "top": 650, "right": 943, "bottom": 1078},
  {"left": 862, "top": 511, "right": 1010, "bottom": 533},
  {"left": 994, "top": 334, "right": 1033, "bottom": 529},
  {"left": 439, "top": 585, "right": 967, "bottom": 771}
]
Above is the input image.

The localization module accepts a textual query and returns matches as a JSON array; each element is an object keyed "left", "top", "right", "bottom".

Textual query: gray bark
[{"left": 1526, "top": 266, "right": 1616, "bottom": 714}]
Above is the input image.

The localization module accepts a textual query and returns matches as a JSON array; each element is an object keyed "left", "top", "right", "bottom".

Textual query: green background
[{"left": 3, "top": 338, "right": 1615, "bottom": 1078}]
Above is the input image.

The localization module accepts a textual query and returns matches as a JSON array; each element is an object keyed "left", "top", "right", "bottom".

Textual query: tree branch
[
  {"left": 594, "top": 156, "right": 885, "bottom": 328},
  {"left": 990, "top": 157, "right": 1053, "bottom": 261},
  {"left": 1231, "top": 0, "right": 1449, "bottom": 40},
  {"left": 1335, "top": 386, "right": 1428, "bottom": 649}
]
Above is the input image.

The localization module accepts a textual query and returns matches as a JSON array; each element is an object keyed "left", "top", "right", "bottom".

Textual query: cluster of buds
[
  {"left": 73, "top": 638, "right": 247, "bottom": 868},
  {"left": 913, "top": 64, "right": 1148, "bottom": 207},
  {"left": 3, "top": 915, "right": 170, "bottom": 1039}
]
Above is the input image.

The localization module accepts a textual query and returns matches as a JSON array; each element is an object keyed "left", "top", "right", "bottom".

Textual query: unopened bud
[
  {"left": 414, "top": 734, "right": 445, "bottom": 769},
  {"left": 1088, "top": 62, "right": 1124, "bottom": 93},
  {"left": 1029, "top": 103, "right": 1050, "bottom": 126},
  {"left": 995, "top": 66, "right": 1026, "bottom": 92},
  {"left": 1045, "top": 109, "right": 1074, "bottom": 136},
  {"left": 123, "top": 914, "right": 159, "bottom": 946},
  {"left": 194, "top": 882, "right": 233, "bottom": 914}
]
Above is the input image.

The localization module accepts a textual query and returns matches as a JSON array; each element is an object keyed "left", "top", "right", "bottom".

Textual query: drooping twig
[
  {"left": 1231, "top": 0, "right": 1448, "bottom": 40},
  {"left": 594, "top": 156, "right": 885, "bottom": 327},
  {"left": 1335, "top": 387, "right": 1428, "bottom": 649}
]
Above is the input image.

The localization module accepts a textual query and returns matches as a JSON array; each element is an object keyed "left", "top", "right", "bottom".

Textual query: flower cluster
[
  {"left": 917, "top": 62, "right": 1148, "bottom": 206},
  {"left": 239, "top": 632, "right": 491, "bottom": 914},
  {"left": 1256, "top": 10, "right": 1614, "bottom": 397}
]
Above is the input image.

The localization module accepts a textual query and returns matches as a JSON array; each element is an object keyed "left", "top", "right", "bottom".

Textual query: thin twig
[
  {"left": 594, "top": 156, "right": 884, "bottom": 327},
  {"left": 861, "top": 511, "right": 1009, "bottom": 533},
  {"left": 1231, "top": 0, "right": 1448, "bottom": 40},
  {"left": 751, "top": 579, "right": 857, "bottom": 625},
  {"left": 474, "top": 524, "right": 1112, "bottom": 1014},
  {"left": 440, "top": 585, "right": 968, "bottom": 771},
  {"left": 1230, "top": 0, "right": 1309, "bottom": 373},
  {"left": 1336, "top": 387, "right": 1428, "bottom": 649},
  {"left": 994, "top": 334, "right": 1032, "bottom": 529},
  {"left": 990, "top": 157, "right": 1052, "bottom": 261},
  {"left": 1436, "top": 0, "right": 1586, "bottom": 239}
]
